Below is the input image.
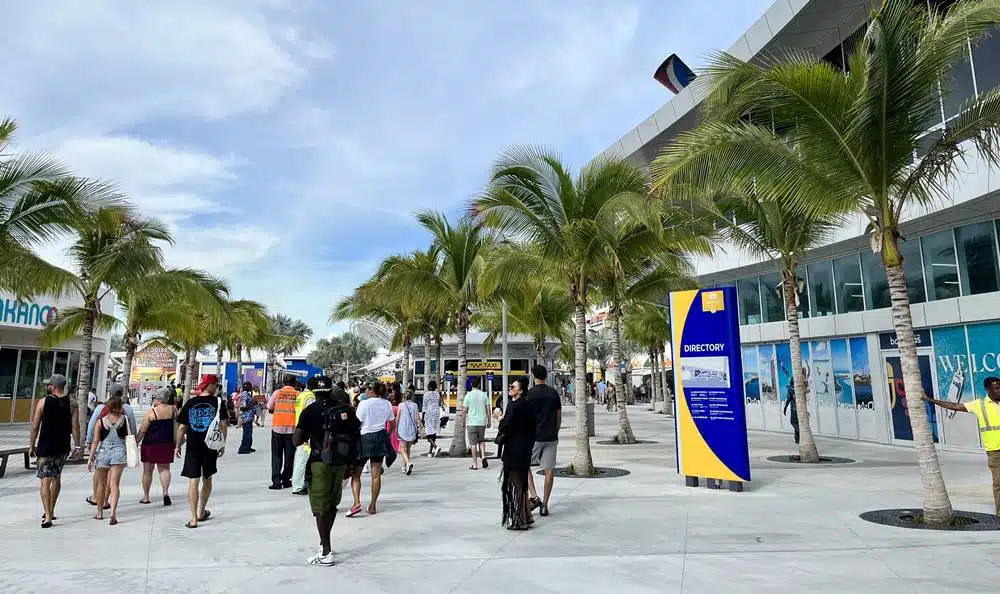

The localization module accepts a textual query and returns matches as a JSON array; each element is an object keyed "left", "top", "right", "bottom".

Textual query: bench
[{"left": 0, "top": 447, "right": 31, "bottom": 478}]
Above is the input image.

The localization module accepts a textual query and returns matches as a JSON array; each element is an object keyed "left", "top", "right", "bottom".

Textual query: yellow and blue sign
[{"left": 670, "top": 287, "right": 751, "bottom": 483}]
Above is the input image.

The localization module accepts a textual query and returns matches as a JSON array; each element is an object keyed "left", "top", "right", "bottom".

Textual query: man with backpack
[{"left": 293, "top": 377, "right": 359, "bottom": 566}]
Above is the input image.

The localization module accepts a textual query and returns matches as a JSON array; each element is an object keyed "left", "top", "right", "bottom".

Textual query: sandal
[
  {"left": 185, "top": 521, "right": 198, "bottom": 529},
  {"left": 346, "top": 505, "right": 362, "bottom": 518},
  {"left": 367, "top": 503, "right": 377, "bottom": 515},
  {"left": 41, "top": 520, "right": 52, "bottom": 529},
  {"left": 468, "top": 465, "right": 478, "bottom": 470},
  {"left": 163, "top": 495, "right": 172, "bottom": 506},
  {"left": 506, "top": 524, "right": 531, "bottom": 531},
  {"left": 139, "top": 498, "right": 150, "bottom": 505},
  {"left": 109, "top": 517, "right": 118, "bottom": 526},
  {"left": 86, "top": 496, "right": 97, "bottom": 506},
  {"left": 198, "top": 510, "right": 211, "bottom": 522}
]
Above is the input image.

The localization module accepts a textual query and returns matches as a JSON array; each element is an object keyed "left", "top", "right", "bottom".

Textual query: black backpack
[{"left": 321, "top": 401, "right": 357, "bottom": 466}]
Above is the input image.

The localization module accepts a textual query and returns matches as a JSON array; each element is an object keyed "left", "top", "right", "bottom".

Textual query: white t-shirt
[{"left": 357, "top": 397, "right": 394, "bottom": 435}]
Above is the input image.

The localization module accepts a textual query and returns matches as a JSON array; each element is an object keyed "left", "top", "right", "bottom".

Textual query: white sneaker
[{"left": 307, "top": 551, "right": 335, "bottom": 566}]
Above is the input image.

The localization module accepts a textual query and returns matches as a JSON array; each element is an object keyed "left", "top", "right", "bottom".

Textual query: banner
[{"left": 670, "top": 287, "right": 751, "bottom": 483}]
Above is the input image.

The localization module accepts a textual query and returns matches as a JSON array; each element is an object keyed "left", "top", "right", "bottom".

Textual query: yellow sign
[
  {"left": 701, "top": 290, "right": 725, "bottom": 314},
  {"left": 468, "top": 361, "right": 501, "bottom": 371}
]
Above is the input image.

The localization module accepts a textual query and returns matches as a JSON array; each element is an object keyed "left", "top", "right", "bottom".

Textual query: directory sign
[{"left": 670, "top": 287, "right": 751, "bottom": 482}]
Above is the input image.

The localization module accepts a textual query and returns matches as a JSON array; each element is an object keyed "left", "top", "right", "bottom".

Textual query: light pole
[{"left": 502, "top": 299, "right": 509, "bottom": 411}]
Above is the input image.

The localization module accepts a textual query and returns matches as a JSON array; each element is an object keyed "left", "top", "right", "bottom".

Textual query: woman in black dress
[{"left": 497, "top": 377, "right": 536, "bottom": 530}]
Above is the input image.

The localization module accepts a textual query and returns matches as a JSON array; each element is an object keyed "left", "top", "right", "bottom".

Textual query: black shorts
[{"left": 181, "top": 445, "right": 219, "bottom": 479}]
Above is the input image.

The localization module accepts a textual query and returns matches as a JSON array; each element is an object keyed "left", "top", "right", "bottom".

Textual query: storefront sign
[
  {"left": 670, "top": 287, "right": 751, "bottom": 483},
  {"left": 878, "top": 329, "right": 932, "bottom": 350},
  {"left": 467, "top": 361, "right": 501, "bottom": 371},
  {"left": 0, "top": 298, "right": 58, "bottom": 329}
]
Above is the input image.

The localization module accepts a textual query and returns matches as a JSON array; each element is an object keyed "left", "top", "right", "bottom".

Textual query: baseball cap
[
  {"left": 45, "top": 374, "right": 67, "bottom": 389},
  {"left": 109, "top": 383, "right": 125, "bottom": 397},
  {"left": 311, "top": 375, "right": 333, "bottom": 392},
  {"left": 196, "top": 374, "right": 219, "bottom": 393}
]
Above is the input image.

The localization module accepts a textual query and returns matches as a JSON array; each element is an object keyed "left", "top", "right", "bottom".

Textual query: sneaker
[
  {"left": 406, "top": 463, "right": 414, "bottom": 476},
  {"left": 529, "top": 497, "right": 542, "bottom": 511},
  {"left": 346, "top": 505, "right": 362, "bottom": 518},
  {"left": 307, "top": 551, "right": 335, "bottom": 566},
  {"left": 540, "top": 503, "right": 549, "bottom": 517},
  {"left": 268, "top": 484, "right": 283, "bottom": 490}
]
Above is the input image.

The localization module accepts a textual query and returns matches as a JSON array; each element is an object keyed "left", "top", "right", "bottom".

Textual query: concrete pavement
[{"left": 0, "top": 405, "right": 997, "bottom": 593}]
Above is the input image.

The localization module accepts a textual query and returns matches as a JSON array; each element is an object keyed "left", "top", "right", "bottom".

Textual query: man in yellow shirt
[{"left": 924, "top": 376, "right": 1000, "bottom": 518}]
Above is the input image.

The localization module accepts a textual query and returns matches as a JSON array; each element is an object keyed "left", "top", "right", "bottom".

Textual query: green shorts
[{"left": 309, "top": 461, "right": 346, "bottom": 515}]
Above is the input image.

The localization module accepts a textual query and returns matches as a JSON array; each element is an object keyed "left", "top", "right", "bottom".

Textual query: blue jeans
[{"left": 239, "top": 422, "right": 254, "bottom": 453}]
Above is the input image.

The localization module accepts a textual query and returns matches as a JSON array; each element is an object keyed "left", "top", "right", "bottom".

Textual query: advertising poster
[
  {"left": 243, "top": 366, "right": 264, "bottom": 390},
  {"left": 742, "top": 345, "right": 763, "bottom": 430},
  {"left": 831, "top": 338, "right": 858, "bottom": 439},
  {"left": 775, "top": 342, "right": 792, "bottom": 432},
  {"left": 964, "top": 321, "right": 1000, "bottom": 399},
  {"left": 849, "top": 337, "right": 879, "bottom": 440},
  {"left": 671, "top": 287, "right": 751, "bottom": 483},
  {"left": 932, "top": 325, "right": 980, "bottom": 448},
  {"left": 131, "top": 344, "right": 178, "bottom": 388},
  {"left": 810, "top": 340, "right": 838, "bottom": 436},
  {"left": 758, "top": 344, "right": 782, "bottom": 431},
  {"left": 799, "top": 342, "right": 818, "bottom": 434},
  {"left": 885, "top": 355, "right": 938, "bottom": 442}
]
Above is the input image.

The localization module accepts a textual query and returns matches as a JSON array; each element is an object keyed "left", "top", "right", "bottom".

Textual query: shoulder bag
[
  {"left": 204, "top": 397, "right": 226, "bottom": 451},
  {"left": 124, "top": 414, "right": 139, "bottom": 469}
]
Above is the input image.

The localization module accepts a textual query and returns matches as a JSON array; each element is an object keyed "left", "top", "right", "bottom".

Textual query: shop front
[{"left": 0, "top": 292, "right": 112, "bottom": 424}]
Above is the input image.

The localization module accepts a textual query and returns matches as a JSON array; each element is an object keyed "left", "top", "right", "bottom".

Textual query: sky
[{"left": 2, "top": 0, "right": 774, "bottom": 347}]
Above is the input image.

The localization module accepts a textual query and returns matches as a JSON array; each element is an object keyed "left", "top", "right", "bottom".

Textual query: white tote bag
[
  {"left": 124, "top": 414, "right": 139, "bottom": 469},
  {"left": 204, "top": 397, "right": 226, "bottom": 451}
]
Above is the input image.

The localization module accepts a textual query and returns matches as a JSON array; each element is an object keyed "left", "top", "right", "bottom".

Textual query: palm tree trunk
[
  {"left": 216, "top": 345, "right": 224, "bottom": 393},
  {"left": 660, "top": 347, "right": 672, "bottom": 415},
  {"left": 235, "top": 343, "right": 244, "bottom": 392},
  {"left": 424, "top": 333, "right": 434, "bottom": 387},
  {"left": 265, "top": 353, "right": 276, "bottom": 395},
  {"left": 782, "top": 270, "right": 820, "bottom": 463},
  {"left": 648, "top": 350, "right": 659, "bottom": 411},
  {"left": 886, "top": 262, "right": 953, "bottom": 524},
  {"left": 608, "top": 308, "right": 635, "bottom": 443},
  {"left": 122, "top": 332, "right": 139, "bottom": 387},
  {"left": 535, "top": 340, "right": 545, "bottom": 366},
  {"left": 435, "top": 336, "right": 443, "bottom": 386},
  {"left": 449, "top": 310, "right": 470, "bottom": 456},
  {"left": 571, "top": 301, "right": 594, "bottom": 475},
  {"left": 76, "top": 308, "right": 97, "bottom": 435},
  {"left": 184, "top": 345, "right": 197, "bottom": 398},
  {"left": 402, "top": 335, "right": 412, "bottom": 389}
]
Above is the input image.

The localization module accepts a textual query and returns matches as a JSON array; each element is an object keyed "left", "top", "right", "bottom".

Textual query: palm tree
[
  {"left": 118, "top": 269, "right": 229, "bottom": 386},
  {"left": 0, "top": 118, "right": 127, "bottom": 297},
  {"left": 263, "top": 313, "right": 313, "bottom": 393},
  {"left": 396, "top": 212, "right": 492, "bottom": 457},
  {"left": 307, "top": 333, "right": 376, "bottom": 380},
  {"left": 473, "top": 147, "right": 650, "bottom": 474},
  {"left": 475, "top": 281, "right": 573, "bottom": 364},
  {"left": 40, "top": 207, "right": 172, "bottom": 433},
  {"left": 650, "top": 0, "right": 1000, "bottom": 523},
  {"left": 624, "top": 304, "right": 671, "bottom": 416}
]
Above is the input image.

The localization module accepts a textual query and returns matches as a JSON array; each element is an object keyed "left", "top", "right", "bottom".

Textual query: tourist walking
[
  {"left": 348, "top": 382, "right": 395, "bottom": 517},
  {"left": 924, "top": 376, "right": 1000, "bottom": 519},
  {"left": 28, "top": 374, "right": 80, "bottom": 528},
  {"left": 396, "top": 386, "right": 419, "bottom": 475},
  {"left": 175, "top": 374, "right": 228, "bottom": 529},
  {"left": 463, "top": 376, "right": 491, "bottom": 470},
  {"left": 237, "top": 382, "right": 257, "bottom": 454},
  {"left": 526, "top": 364, "right": 561, "bottom": 517},
  {"left": 389, "top": 385, "right": 402, "bottom": 453},
  {"left": 492, "top": 398, "right": 505, "bottom": 460},
  {"left": 420, "top": 380, "right": 442, "bottom": 457},
  {"left": 87, "top": 392, "right": 130, "bottom": 525},
  {"left": 85, "top": 385, "right": 137, "bottom": 510},
  {"left": 291, "top": 377, "right": 319, "bottom": 495},
  {"left": 497, "top": 377, "right": 536, "bottom": 530},
  {"left": 137, "top": 387, "right": 176, "bottom": 506},
  {"left": 268, "top": 375, "right": 299, "bottom": 490},
  {"left": 294, "top": 379, "right": 360, "bottom": 565}
]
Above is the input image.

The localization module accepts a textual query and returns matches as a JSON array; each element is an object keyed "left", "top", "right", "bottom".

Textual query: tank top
[
  {"left": 36, "top": 395, "right": 72, "bottom": 457},
  {"left": 99, "top": 415, "right": 128, "bottom": 441},
  {"left": 145, "top": 407, "right": 175, "bottom": 445}
]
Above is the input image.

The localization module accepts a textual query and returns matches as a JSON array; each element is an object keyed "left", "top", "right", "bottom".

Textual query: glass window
[
  {"left": 834, "top": 255, "right": 865, "bottom": 313},
  {"left": 737, "top": 277, "right": 762, "bottom": 325},
  {"left": 794, "top": 266, "right": 810, "bottom": 319},
  {"left": 957, "top": 222, "right": 1000, "bottom": 295},
  {"left": 922, "top": 229, "right": 960, "bottom": 300},
  {"left": 807, "top": 260, "right": 835, "bottom": 316},
  {"left": 53, "top": 351, "right": 68, "bottom": 377},
  {"left": 861, "top": 251, "right": 890, "bottom": 310},
  {"left": 66, "top": 351, "right": 81, "bottom": 391},
  {"left": 13, "top": 350, "right": 38, "bottom": 423},
  {"left": 972, "top": 28, "right": 1000, "bottom": 96},
  {"left": 759, "top": 272, "right": 785, "bottom": 323},
  {"left": 900, "top": 238, "right": 927, "bottom": 304},
  {"left": 941, "top": 48, "right": 976, "bottom": 120}
]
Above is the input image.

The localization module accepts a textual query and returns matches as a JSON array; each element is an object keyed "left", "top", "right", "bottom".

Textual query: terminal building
[
  {"left": 601, "top": 0, "right": 1000, "bottom": 452},
  {"left": 0, "top": 291, "right": 113, "bottom": 424}
]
